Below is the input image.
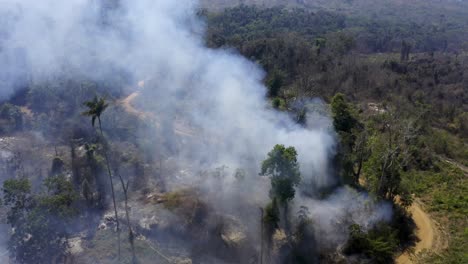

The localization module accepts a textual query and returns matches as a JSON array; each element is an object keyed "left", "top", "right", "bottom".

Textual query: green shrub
[{"left": 344, "top": 223, "right": 399, "bottom": 264}]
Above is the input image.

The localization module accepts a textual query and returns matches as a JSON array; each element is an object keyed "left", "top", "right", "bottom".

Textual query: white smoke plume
[
  {"left": 0, "top": 0, "right": 391, "bottom": 259},
  {"left": 0, "top": 0, "right": 336, "bottom": 189}
]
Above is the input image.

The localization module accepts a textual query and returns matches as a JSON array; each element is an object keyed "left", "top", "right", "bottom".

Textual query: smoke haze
[{"left": 0, "top": 0, "right": 391, "bottom": 260}]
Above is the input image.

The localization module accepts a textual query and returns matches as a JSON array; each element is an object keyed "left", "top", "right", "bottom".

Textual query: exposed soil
[
  {"left": 396, "top": 199, "right": 437, "bottom": 264},
  {"left": 119, "top": 90, "right": 195, "bottom": 138}
]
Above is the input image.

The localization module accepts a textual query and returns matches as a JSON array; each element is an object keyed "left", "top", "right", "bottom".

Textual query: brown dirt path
[
  {"left": 119, "top": 89, "right": 195, "bottom": 138},
  {"left": 121, "top": 92, "right": 144, "bottom": 117},
  {"left": 396, "top": 199, "right": 436, "bottom": 264}
]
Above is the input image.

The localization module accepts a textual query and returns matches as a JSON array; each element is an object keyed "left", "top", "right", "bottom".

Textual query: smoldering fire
[{"left": 0, "top": 0, "right": 392, "bottom": 263}]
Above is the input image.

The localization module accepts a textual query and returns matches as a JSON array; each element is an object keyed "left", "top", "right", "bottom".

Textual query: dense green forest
[
  {"left": 204, "top": 5, "right": 468, "bottom": 136},
  {"left": 0, "top": 1, "right": 466, "bottom": 264}
]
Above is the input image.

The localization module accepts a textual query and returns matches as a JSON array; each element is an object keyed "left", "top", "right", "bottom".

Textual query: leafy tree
[
  {"left": 261, "top": 144, "right": 301, "bottom": 204},
  {"left": 261, "top": 144, "right": 301, "bottom": 233},
  {"left": 331, "top": 93, "right": 357, "bottom": 133},
  {"left": 363, "top": 111, "right": 415, "bottom": 201},
  {"left": 2, "top": 179, "right": 33, "bottom": 227},
  {"left": 331, "top": 93, "right": 367, "bottom": 184},
  {"left": 266, "top": 69, "right": 285, "bottom": 97},
  {"left": 42, "top": 175, "right": 78, "bottom": 217}
]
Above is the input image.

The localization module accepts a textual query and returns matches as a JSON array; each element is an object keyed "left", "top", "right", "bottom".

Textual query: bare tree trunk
[
  {"left": 98, "top": 117, "right": 121, "bottom": 260},
  {"left": 283, "top": 202, "right": 290, "bottom": 236},
  {"left": 117, "top": 171, "right": 137, "bottom": 264},
  {"left": 353, "top": 156, "right": 363, "bottom": 184},
  {"left": 378, "top": 153, "right": 389, "bottom": 199}
]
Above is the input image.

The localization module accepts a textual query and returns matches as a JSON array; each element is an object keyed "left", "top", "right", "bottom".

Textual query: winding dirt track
[
  {"left": 396, "top": 155, "right": 468, "bottom": 263},
  {"left": 396, "top": 200, "right": 435, "bottom": 264}
]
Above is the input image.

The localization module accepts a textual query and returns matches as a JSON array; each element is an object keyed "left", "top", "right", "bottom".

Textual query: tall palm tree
[
  {"left": 83, "top": 96, "right": 109, "bottom": 136},
  {"left": 82, "top": 96, "right": 121, "bottom": 259}
]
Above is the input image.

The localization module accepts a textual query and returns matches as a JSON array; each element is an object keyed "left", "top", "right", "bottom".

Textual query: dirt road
[{"left": 396, "top": 200, "right": 435, "bottom": 264}]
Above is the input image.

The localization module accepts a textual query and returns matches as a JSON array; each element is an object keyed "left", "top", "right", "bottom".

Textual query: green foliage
[
  {"left": 402, "top": 161, "right": 467, "bottom": 263},
  {"left": 82, "top": 96, "right": 109, "bottom": 128},
  {"left": 205, "top": 7, "right": 468, "bottom": 261},
  {"left": 363, "top": 130, "right": 403, "bottom": 200},
  {"left": 263, "top": 198, "right": 280, "bottom": 228},
  {"left": 206, "top": 7, "right": 468, "bottom": 131},
  {"left": 331, "top": 93, "right": 357, "bottom": 133},
  {"left": 266, "top": 69, "right": 286, "bottom": 97},
  {"left": 205, "top": 6, "right": 347, "bottom": 46},
  {"left": 2, "top": 179, "right": 32, "bottom": 224},
  {"left": 42, "top": 175, "right": 78, "bottom": 217},
  {"left": 362, "top": 110, "right": 430, "bottom": 201},
  {"left": 403, "top": 162, "right": 467, "bottom": 217},
  {"left": 272, "top": 97, "right": 286, "bottom": 110},
  {"left": 330, "top": 93, "right": 369, "bottom": 185},
  {"left": 430, "top": 129, "right": 468, "bottom": 166},
  {"left": 205, "top": 4, "right": 468, "bottom": 54},
  {"left": 344, "top": 223, "right": 399, "bottom": 264},
  {"left": 261, "top": 144, "right": 301, "bottom": 203},
  {"left": 2, "top": 176, "right": 78, "bottom": 264}
]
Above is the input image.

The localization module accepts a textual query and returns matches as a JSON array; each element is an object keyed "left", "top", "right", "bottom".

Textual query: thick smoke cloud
[
  {"left": 0, "top": 0, "right": 336, "bottom": 188},
  {"left": 0, "top": 0, "right": 391, "bottom": 257}
]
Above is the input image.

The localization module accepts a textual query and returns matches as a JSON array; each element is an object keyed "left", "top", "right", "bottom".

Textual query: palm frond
[{"left": 82, "top": 96, "right": 108, "bottom": 128}]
